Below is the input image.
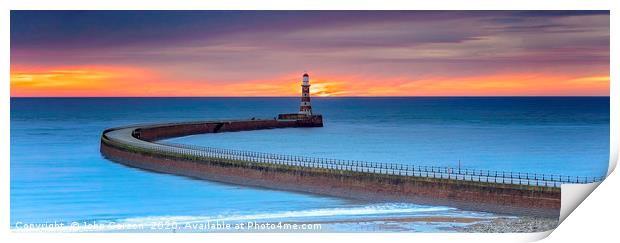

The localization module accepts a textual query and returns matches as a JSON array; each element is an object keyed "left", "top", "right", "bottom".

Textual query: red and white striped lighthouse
[{"left": 299, "top": 72, "right": 313, "bottom": 115}]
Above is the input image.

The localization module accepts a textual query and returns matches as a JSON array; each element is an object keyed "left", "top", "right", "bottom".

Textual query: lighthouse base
[{"left": 277, "top": 113, "right": 323, "bottom": 127}]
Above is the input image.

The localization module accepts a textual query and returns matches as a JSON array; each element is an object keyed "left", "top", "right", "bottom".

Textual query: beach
[{"left": 454, "top": 216, "right": 559, "bottom": 233}]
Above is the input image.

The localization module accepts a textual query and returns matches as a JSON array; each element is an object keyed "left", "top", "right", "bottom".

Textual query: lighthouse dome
[{"left": 303, "top": 73, "right": 309, "bottom": 77}]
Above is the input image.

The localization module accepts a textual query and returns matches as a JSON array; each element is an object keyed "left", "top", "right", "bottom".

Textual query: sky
[{"left": 10, "top": 11, "right": 610, "bottom": 97}]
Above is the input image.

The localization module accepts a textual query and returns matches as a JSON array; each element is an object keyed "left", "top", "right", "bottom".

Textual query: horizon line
[{"left": 9, "top": 95, "right": 611, "bottom": 98}]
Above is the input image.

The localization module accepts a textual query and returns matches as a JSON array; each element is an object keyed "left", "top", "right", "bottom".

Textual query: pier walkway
[{"left": 100, "top": 118, "right": 604, "bottom": 217}]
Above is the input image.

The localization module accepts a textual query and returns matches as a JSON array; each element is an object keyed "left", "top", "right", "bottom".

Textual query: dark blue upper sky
[{"left": 11, "top": 10, "right": 609, "bottom": 50}]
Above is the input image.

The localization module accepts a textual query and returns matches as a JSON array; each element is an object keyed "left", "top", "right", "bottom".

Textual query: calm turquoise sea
[{"left": 10, "top": 97, "right": 610, "bottom": 232}]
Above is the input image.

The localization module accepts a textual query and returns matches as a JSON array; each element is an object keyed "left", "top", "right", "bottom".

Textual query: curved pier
[{"left": 99, "top": 116, "right": 597, "bottom": 218}]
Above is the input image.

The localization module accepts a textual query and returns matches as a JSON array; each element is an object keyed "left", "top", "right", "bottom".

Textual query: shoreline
[{"left": 11, "top": 215, "right": 558, "bottom": 233}]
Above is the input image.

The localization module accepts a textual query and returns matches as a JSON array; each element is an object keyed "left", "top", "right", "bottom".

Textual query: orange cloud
[
  {"left": 10, "top": 65, "right": 155, "bottom": 97},
  {"left": 308, "top": 73, "right": 609, "bottom": 96},
  {"left": 10, "top": 65, "right": 609, "bottom": 97},
  {"left": 394, "top": 74, "right": 610, "bottom": 96}
]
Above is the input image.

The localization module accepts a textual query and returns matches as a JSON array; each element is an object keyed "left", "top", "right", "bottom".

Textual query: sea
[{"left": 10, "top": 97, "right": 610, "bottom": 232}]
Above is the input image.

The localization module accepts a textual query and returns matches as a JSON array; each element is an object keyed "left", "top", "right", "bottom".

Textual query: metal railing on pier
[{"left": 103, "top": 133, "right": 605, "bottom": 188}]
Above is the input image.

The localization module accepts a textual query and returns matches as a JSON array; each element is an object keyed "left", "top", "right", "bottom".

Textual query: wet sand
[{"left": 281, "top": 215, "right": 558, "bottom": 233}]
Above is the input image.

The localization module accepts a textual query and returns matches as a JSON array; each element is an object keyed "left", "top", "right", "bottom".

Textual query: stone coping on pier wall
[{"left": 100, "top": 116, "right": 562, "bottom": 218}]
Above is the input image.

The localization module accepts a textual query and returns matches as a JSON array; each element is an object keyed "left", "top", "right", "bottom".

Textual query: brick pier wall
[
  {"left": 100, "top": 118, "right": 560, "bottom": 218},
  {"left": 133, "top": 119, "right": 306, "bottom": 141}
]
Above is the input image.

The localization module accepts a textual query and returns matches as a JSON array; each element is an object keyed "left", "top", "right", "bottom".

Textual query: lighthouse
[
  {"left": 276, "top": 72, "right": 322, "bottom": 127},
  {"left": 299, "top": 72, "right": 313, "bottom": 116}
]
